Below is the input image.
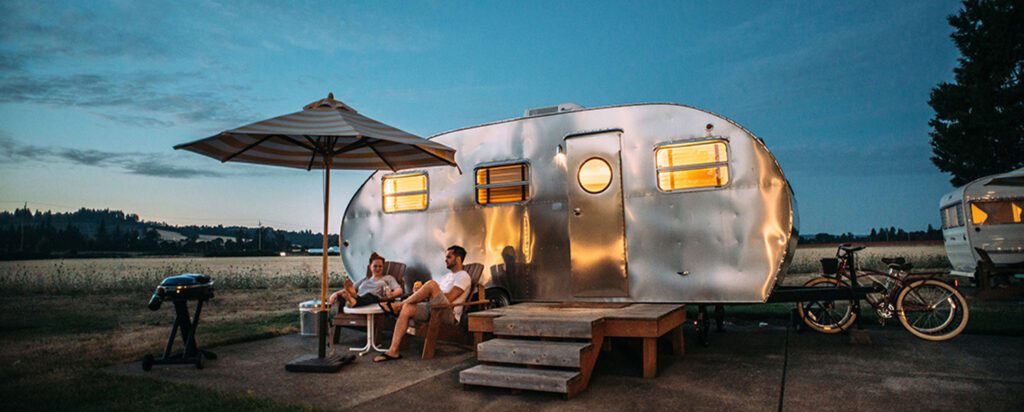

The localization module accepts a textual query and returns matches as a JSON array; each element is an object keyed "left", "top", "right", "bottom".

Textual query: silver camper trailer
[
  {"left": 939, "top": 168, "right": 1024, "bottom": 277},
  {"left": 339, "top": 103, "right": 798, "bottom": 304}
]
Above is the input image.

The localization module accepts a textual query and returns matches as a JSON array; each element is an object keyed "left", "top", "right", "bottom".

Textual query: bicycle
[{"left": 796, "top": 244, "right": 969, "bottom": 341}]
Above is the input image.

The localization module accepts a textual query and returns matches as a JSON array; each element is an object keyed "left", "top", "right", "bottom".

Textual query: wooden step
[
  {"left": 477, "top": 339, "right": 591, "bottom": 368},
  {"left": 491, "top": 316, "right": 600, "bottom": 339},
  {"left": 460, "top": 364, "right": 581, "bottom": 394}
]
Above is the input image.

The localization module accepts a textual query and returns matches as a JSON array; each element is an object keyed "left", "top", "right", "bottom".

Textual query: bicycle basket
[{"left": 820, "top": 258, "right": 839, "bottom": 275}]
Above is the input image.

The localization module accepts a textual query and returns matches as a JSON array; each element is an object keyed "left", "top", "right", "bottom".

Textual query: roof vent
[{"left": 523, "top": 103, "right": 584, "bottom": 117}]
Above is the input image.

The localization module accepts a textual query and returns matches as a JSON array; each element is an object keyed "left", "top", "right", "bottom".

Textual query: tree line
[
  {"left": 800, "top": 225, "right": 943, "bottom": 245},
  {"left": 2, "top": 206, "right": 947, "bottom": 260},
  {"left": 0, "top": 207, "right": 335, "bottom": 259}
]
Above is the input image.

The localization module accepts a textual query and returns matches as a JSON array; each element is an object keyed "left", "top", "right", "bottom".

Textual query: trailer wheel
[
  {"left": 796, "top": 277, "right": 858, "bottom": 334},
  {"left": 486, "top": 288, "right": 511, "bottom": 309}
]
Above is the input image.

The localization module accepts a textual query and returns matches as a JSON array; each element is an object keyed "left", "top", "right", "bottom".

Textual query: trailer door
[{"left": 565, "top": 131, "right": 628, "bottom": 297}]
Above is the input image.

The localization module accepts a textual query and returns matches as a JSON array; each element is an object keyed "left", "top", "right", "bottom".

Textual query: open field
[
  {"left": 0, "top": 256, "right": 349, "bottom": 295},
  {"left": 0, "top": 243, "right": 948, "bottom": 294},
  {"left": 788, "top": 243, "right": 950, "bottom": 274}
]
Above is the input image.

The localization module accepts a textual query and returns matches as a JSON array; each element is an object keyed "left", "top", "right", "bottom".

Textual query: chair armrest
[{"left": 430, "top": 299, "right": 491, "bottom": 311}]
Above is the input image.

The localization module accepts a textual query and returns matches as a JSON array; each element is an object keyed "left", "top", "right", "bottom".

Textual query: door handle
[{"left": 573, "top": 207, "right": 581, "bottom": 216}]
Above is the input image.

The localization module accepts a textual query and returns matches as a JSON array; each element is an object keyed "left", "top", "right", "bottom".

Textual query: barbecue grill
[{"left": 142, "top": 274, "right": 217, "bottom": 370}]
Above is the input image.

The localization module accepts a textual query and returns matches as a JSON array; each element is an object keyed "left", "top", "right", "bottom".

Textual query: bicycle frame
[{"left": 827, "top": 245, "right": 946, "bottom": 321}]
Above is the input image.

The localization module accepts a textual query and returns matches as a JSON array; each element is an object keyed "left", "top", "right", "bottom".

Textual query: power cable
[{"left": 777, "top": 311, "right": 794, "bottom": 412}]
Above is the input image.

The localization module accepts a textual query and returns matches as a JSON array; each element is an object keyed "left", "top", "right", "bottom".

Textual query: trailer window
[
  {"left": 382, "top": 173, "right": 428, "bottom": 213},
  {"left": 655, "top": 140, "right": 730, "bottom": 191},
  {"left": 476, "top": 163, "right": 529, "bottom": 205},
  {"left": 969, "top": 199, "right": 1023, "bottom": 226},
  {"left": 941, "top": 204, "right": 965, "bottom": 229}
]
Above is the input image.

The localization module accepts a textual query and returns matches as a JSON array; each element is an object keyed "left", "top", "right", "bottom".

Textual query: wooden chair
[
  {"left": 408, "top": 263, "right": 490, "bottom": 359},
  {"left": 330, "top": 261, "right": 407, "bottom": 344}
]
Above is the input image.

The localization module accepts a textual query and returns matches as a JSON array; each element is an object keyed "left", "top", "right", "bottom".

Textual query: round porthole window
[{"left": 578, "top": 158, "right": 612, "bottom": 193}]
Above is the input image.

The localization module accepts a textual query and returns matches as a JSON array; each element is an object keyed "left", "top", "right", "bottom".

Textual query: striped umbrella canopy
[
  {"left": 174, "top": 93, "right": 458, "bottom": 370},
  {"left": 174, "top": 93, "right": 456, "bottom": 171}
]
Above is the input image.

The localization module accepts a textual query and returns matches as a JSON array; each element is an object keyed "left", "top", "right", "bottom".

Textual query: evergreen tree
[{"left": 929, "top": 0, "right": 1024, "bottom": 186}]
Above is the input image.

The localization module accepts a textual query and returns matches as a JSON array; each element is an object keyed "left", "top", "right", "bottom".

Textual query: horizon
[
  {"left": 0, "top": 204, "right": 946, "bottom": 238},
  {"left": 1, "top": 1, "right": 966, "bottom": 234}
]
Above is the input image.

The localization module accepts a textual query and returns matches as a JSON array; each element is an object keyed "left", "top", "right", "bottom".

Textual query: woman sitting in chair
[{"left": 329, "top": 252, "right": 403, "bottom": 308}]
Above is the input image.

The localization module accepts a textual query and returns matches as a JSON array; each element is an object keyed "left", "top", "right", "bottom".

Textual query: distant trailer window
[
  {"left": 970, "top": 198, "right": 1023, "bottom": 226},
  {"left": 941, "top": 204, "right": 965, "bottom": 229},
  {"left": 382, "top": 173, "right": 428, "bottom": 213},
  {"left": 476, "top": 162, "right": 529, "bottom": 205},
  {"left": 655, "top": 139, "right": 730, "bottom": 191}
]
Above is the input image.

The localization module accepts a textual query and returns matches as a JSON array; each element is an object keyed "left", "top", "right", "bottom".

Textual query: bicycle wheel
[
  {"left": 796, "top": 277, "right": 858, "bottom": 334},
  {"left": 896, "top": 279, "right": 969, "bottom": 341}
]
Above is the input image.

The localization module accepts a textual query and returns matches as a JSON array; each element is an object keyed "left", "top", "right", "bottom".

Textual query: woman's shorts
[{"left": 353, "top": 293, "right": 381, "bottom": 307}]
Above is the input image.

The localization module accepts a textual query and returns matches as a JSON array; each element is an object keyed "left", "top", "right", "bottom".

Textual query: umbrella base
[{"left": 285, "top": 353, "right": 354, "bottom": 373}]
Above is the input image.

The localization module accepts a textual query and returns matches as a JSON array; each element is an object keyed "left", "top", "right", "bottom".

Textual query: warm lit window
[
  {"left": 970, "top": 199, "right": 1023, "bottom": 225},
  {"left": 476, "top": 163, "right": 529, "bottom": 205},
  {"left": 382, "top": 173, "right": 427, "bottom": 212},
  {"left": 941, "top": 204, "right": 965, "bottom": 229},
  {"left": 578, "top": 158, "right": 612, "bottom": 193},
  {"left": 655, "top": 140, "right": 730, "bottom": 191}
]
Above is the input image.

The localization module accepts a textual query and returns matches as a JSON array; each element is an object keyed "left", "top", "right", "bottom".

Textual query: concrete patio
[{"left": 108, "top": 322, "right": 1024, "bottom": 411}]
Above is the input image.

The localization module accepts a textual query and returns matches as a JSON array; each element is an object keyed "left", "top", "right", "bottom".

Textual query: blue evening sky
[{"left": 0, "top": 0, "right": 963, "bottom": 234}]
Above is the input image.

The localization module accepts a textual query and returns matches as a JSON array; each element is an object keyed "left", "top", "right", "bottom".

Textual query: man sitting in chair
[{"left": 373, "top": 245, "right": 471, "bottom": 362}]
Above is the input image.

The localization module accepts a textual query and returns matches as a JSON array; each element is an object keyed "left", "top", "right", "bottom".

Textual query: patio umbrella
[{"left": 175, "top": 93, "right": 458, "bottom": 372}]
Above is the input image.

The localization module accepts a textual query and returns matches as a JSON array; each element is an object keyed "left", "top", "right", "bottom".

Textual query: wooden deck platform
[{"left": 468, "top": 299, "right": 684, "bottom": 383}]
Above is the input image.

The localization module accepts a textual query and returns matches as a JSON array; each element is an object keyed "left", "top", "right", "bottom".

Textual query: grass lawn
[{"left": 0, "top": 288, "right": 320, "bottom": 411}]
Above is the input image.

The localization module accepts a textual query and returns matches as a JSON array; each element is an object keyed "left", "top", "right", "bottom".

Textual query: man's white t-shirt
[{"left": 438, "top": 269, "right": 472, "bottom": 321}]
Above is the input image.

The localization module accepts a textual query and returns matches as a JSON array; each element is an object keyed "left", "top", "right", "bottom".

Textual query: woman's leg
[
  {"left": 344, "top": 279, "right": 357, "bottom": 298},
  {"left": 337, "top": 290, "right": 356, "bottom": 307}
]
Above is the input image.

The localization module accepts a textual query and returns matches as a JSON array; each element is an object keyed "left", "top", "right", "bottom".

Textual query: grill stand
[{"left": 142, "top": 299, "right": 217, "bottom": 370}]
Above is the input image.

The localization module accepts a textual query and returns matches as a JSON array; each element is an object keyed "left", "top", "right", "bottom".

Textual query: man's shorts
[{"left": 412, "top": 293, "right": 456, "bottom": 325}]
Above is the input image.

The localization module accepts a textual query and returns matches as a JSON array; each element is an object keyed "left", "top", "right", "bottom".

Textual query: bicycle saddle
[
  {"left": 882, "top": 257, "right": 912, "bottom": 271},
  {"left": 881, "top": 257, "right": 906, "bottom": 265},
  {"left": 839, "top": 244, "right": 866, "bottom": 252}
]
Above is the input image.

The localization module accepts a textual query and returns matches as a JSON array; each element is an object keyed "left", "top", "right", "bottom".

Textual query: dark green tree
[{"left": 929, "top": 0, "right": 1024, "bottom": 186}]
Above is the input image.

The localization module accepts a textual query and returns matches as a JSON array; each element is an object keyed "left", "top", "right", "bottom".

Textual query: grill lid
[{"left": 159, "top": 274, "right": 212, "bottom": 287}]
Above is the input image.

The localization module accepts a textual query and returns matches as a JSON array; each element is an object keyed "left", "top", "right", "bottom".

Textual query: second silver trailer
[{"left": 940, "top": 168, "right": 1024, "bottom": 277}]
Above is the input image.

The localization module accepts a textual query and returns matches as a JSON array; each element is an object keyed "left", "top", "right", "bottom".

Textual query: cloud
[
  {"left": 95, "top": 113, "right": 176, "bottom": 128},
  {"left": 0, "top": 1, "right": 444, "bottom": 128},
  {"left": 0, "top": 135, "right": 225, "bottom": 179},
  {"left": 0, "top": 70, "right": 253, "bottom": 127},
  {"left": 0, "top": 1, "right": 440, "bottom": 67},
  {"left": 122, "top": 161, "right": 225, "bottom": 179}
]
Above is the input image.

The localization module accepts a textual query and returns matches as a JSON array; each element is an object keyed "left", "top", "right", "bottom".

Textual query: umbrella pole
[
  {"left": 318, "top": 158, "right": 331, "bottom": 359},
  {"left": 285, "top": 153, "right": 350, "bottom": 373}
]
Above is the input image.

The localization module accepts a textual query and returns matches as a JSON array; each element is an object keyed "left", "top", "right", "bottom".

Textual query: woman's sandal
[
  {"left": 373, "top": 352, "right": 402, "bottom": 363},
  {"left": 378, "top": 301, "right": 398, "bottom": 318}
]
